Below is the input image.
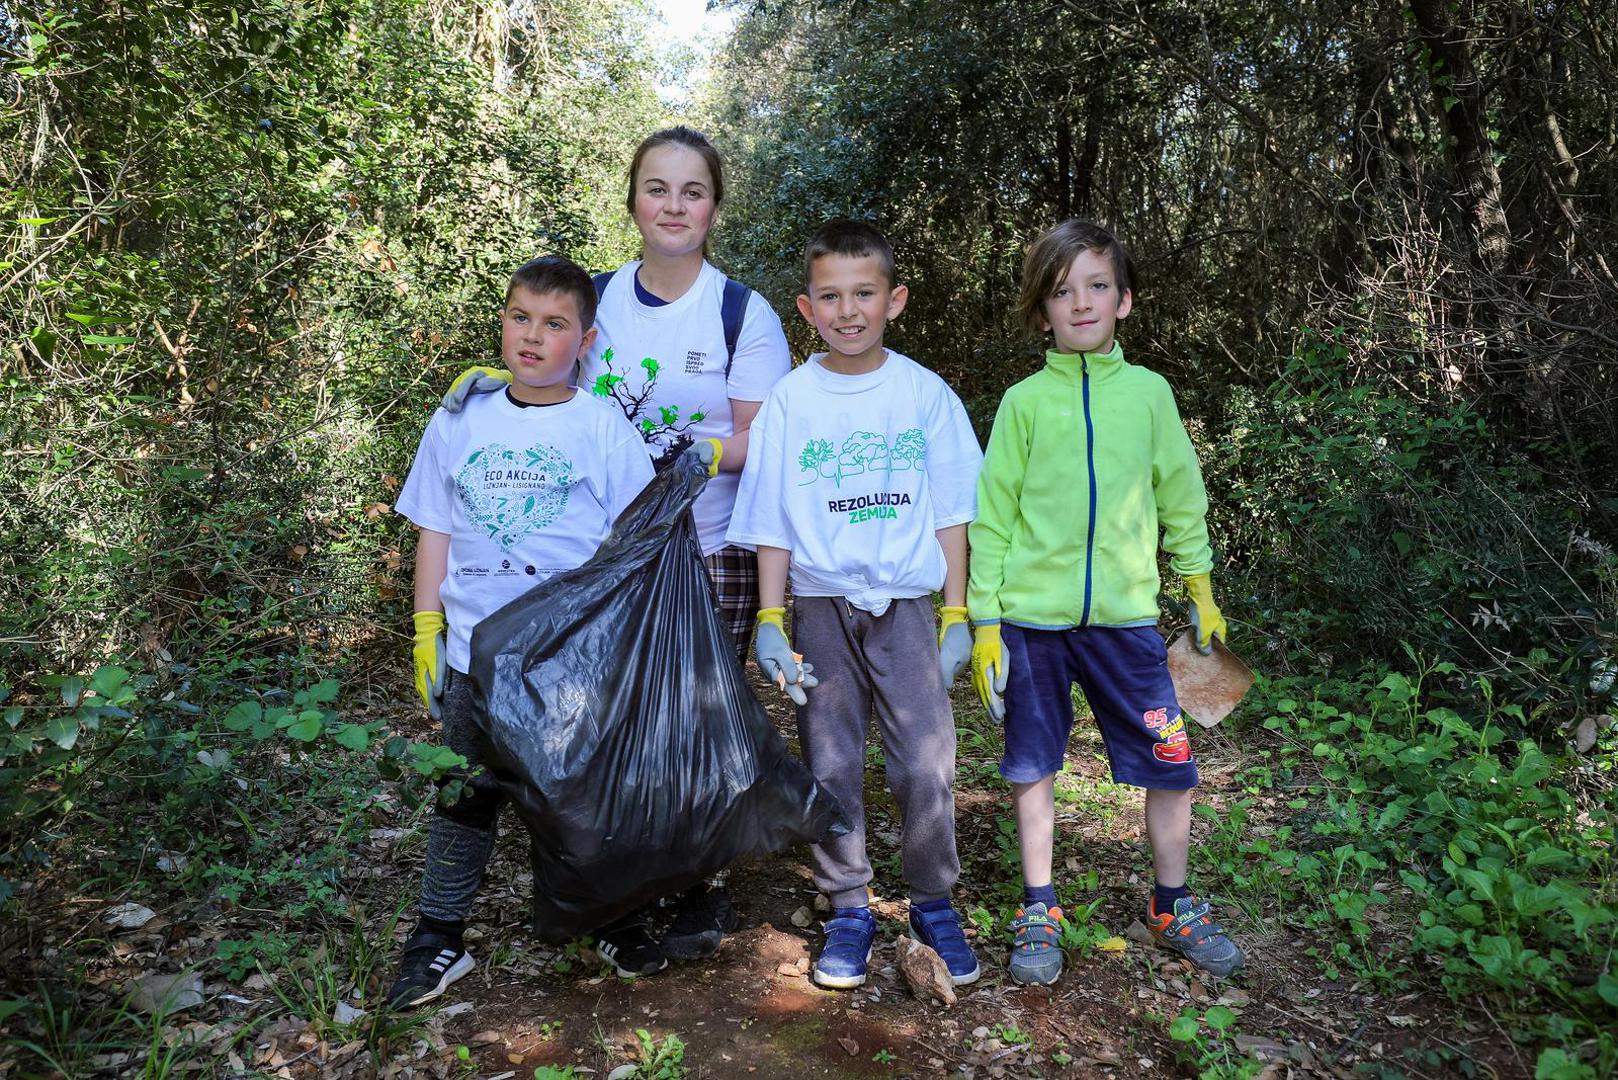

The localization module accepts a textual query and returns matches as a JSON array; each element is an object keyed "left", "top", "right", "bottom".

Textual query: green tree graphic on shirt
[
  {"left": 797, "top": 438, "right": 837, "bottom": 483},
  {"left": 592, "top": 347, "right": 708, "bottom": 467},
  {"left": 839, "top": 431, "right": 888, "bottom": 478},
  {"left": 796, "top": 428, "right": 927, "bottom": 486},
  {"left": 891, "top": 428, "right": 927, "bottom": 471}
]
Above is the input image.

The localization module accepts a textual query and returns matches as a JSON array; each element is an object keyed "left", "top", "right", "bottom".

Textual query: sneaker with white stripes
[
  {"left": 387, "top": 929, "right": 475, "bottom": 1008},
  {"left": 595, "top": 908, "right": 668, "bottom": 978}
]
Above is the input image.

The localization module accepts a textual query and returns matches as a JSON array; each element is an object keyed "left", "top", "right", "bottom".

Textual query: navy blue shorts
[{"left": 1000, "top": 624, "right": 1199, "bottom": 790}]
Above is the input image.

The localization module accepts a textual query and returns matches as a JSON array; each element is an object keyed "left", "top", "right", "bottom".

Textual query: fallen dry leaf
[
  {"left": 129, "top": 972, "right": 204, "bottom": 1015},
  {"left": 103, "top": 902, "right": 157, "bottom": 929},
  {"left": 837, "top": 1037, "right": 859, "bottom": 1056},
  {"left": 1234, "top": 1034, "right": 1288, "bottom": 1060}
]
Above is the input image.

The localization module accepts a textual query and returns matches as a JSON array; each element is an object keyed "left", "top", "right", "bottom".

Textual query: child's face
[
  {"left": 631, "top": 144, "right": 716, "bottom": 260},
  {"left": 796, "top": 253, "right": 908, "bottom": 364},
  {"left": 500, "top": 286, "right": 596, "bottom": 394},
  {"left": 1040, "top": 248, "right": 1132, "bottom": 355}
]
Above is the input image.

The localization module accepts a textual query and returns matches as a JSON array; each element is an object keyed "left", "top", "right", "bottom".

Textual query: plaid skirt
[{"left": 703, "top": 545, "right": 759, "bottom": 663}]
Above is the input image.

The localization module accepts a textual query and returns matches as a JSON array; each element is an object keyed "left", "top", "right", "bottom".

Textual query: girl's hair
[
  {"left": 1016, "top": 219, "right": 1135, "bottom": 334},
  {"left": 626, "top": 126, "right": 726, "bottom": 256}
]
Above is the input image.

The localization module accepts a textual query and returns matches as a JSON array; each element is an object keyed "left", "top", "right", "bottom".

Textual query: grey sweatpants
[{"left": 794, "top": 596, "right": 961, "bottom": 909}]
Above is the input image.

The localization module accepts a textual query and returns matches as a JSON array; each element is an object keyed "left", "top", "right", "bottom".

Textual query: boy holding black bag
[{"left": 391, "top": 255, "right": 698, "bottom": 1005}]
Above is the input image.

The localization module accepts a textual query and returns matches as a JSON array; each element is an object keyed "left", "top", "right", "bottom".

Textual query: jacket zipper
[{"left": 1080, "top": 356, "right": 1097, "bottom": 627}]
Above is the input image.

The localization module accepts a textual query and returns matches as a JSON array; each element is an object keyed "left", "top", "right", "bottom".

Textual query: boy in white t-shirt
[
  {"left": 728, "top": 220, "right": 985, "bottom": 990},
  {"left": 389, "top": 256, "right": 677, "bottom": 1007}
]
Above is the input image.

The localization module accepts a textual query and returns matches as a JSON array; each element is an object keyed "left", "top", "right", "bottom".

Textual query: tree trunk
[{"left": 1407, "top": 0, "right": 1511, "bottom": 271}]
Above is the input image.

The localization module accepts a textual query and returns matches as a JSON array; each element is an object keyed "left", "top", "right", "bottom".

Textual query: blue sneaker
[
  {"left": 909, "top": 903, "right": 981, "bottom": 986},
  {"left": 1147, "top": 895, "right": 1245, "bottom": 978},
  {"left": 813, "top": 907, "right": 876, "bottom": 989},
  {"left": 1008, "top": 902, "right": 1065, "bottom": 986}
]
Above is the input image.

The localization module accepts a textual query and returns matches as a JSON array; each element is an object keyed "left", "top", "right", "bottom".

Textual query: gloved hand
[
  {"left": 938, "top": 606, "right": 971, "bottom": 683},
  {"left": 441, "top": 365, "right": 512, "bottom": 413},
  {"left": 970, "top": 623, "right": 1009, "bottom": 723},
  {"left": 755, "top": 607, "right": 818, "bottom": 705},
  {"left": 412, "top": 610, "right": 447, "bottom": 718},
  {"left": 1184, "top": 573, "right": 1228, "bottom": 655},
  {"left": 684, "top": 437, "right": 723, "bottom": 478}
]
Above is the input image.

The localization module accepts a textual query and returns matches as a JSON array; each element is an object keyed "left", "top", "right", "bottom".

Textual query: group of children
[{"left": 392, "top": 214, "right": 1244, "bottom": 1007}]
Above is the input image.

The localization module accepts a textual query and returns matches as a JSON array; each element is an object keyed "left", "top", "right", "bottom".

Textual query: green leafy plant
[
  {"left": 630, "top": 1029, "right": 687, "bottom": 1079},
  {"left": 1168, "top": 1006, "right": 1258, "bottom": 1079}
]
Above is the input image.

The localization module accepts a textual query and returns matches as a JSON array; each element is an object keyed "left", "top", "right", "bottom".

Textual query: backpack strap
[
  {"left": 591, "top": 270, "right": 615, "bottom": 300},
  {"left": 720, "top": 277, "right": 750, "bottom": 378}
]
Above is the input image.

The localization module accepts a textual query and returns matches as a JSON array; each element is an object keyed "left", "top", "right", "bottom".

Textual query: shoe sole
[
  {"left": 1151, "top": 935, "right": 1245, "bottom": 978},
  {"left": 662, "top": 909, "right": 739, "bottom": 961},
  {"left": 662, "top": 930, "right": 723, "bottom": 961},
  {"left": 1008, "top": 961, "right": 1062, "bottom": 987},
  {"left": 396, "top": 951, "right": 476, "bottom": 1007},
  {"left": 812, "top": 944, "right": 872, "bottom": 989},
  {"left": 610, "top": 957, "right": 670, "bottom": 978},
  {"left": 908, "top": 928, "right": 982, "bottom": 986}
]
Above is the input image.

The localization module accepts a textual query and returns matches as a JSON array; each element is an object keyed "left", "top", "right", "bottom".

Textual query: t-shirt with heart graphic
[{"left": 397, "top": 388, "right": 653, "bottom": 673}]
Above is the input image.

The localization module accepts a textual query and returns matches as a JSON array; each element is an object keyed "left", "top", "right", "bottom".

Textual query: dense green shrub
[
  {"left": 1, "top": 0, "right": 661, "bottom": 681},
  {"left": 1207, "top": 335, "right": 1618, "bottom": 726},
  {"left": 0, "top": 0, "right": 664, "bottom": 939},
  {"left": 1206, "top": 666, "right": 1618, "bottom": 1075}
]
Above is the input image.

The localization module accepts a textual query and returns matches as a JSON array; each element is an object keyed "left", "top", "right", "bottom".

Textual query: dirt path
[{"left": 371, "top": 684, "right": 1525, "bottom": 1080}]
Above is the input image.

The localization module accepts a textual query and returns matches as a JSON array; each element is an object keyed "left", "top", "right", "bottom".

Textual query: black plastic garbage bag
[{"left": 467, "top": 450, "right": 847, "bottom": 942}]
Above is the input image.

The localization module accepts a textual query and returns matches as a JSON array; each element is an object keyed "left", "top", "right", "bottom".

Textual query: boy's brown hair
[
  {"left": 803, "top": 218, "right": 897, "bottom": 288},
  {"left": 1017, "top": 219, "right": 1135, "bottom": 334},
  {"left": 506, "top": 255, "right": 597, "bottom": 328}
]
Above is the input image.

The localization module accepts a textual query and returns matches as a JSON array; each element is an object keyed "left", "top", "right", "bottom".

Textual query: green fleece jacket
[{"left": 967, "top": 341, "right": 1213, "bottom": 629}]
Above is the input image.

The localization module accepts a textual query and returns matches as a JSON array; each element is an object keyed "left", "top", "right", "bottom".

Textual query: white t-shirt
[
  {"left": 727, "top": 350, "right": 984, "bottom": 613},
  {"left": 581, "top": 260, "right": 791, "bottom": 555},
  {"left": 396, "top": 389, "right": 653, "bottom": 673}
]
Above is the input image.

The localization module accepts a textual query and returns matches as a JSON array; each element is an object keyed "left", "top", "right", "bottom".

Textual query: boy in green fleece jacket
[{"left": 967, "top": 219, "right": 1245, "bottom": 985}]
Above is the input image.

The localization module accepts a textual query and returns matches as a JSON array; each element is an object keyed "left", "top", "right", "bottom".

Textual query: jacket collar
[{"left": 1043, "top": 340, "right": 1125, "bottom": 381}]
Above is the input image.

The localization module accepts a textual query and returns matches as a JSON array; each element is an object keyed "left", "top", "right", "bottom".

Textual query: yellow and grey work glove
[
  {"left": 970, "top": 624, "right": 1009, "bottom": 723},
  {"left": 412, "top": 610, "right": 448, "bottom": 719},
  {"left": 1184, "top": 572, "right": 1229, "bottom": 655},
  {"left": 683, "top": 438, "right": 723, "bottom": 478},
  {"left": 754, "top": 607, "right": 818, "bottom": 706},
  {"left": 441, "top": 365, "right": 512, "bottom": 413},
  {"left": 939, "top": 606, "right": 971, "bottom": 684}
]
